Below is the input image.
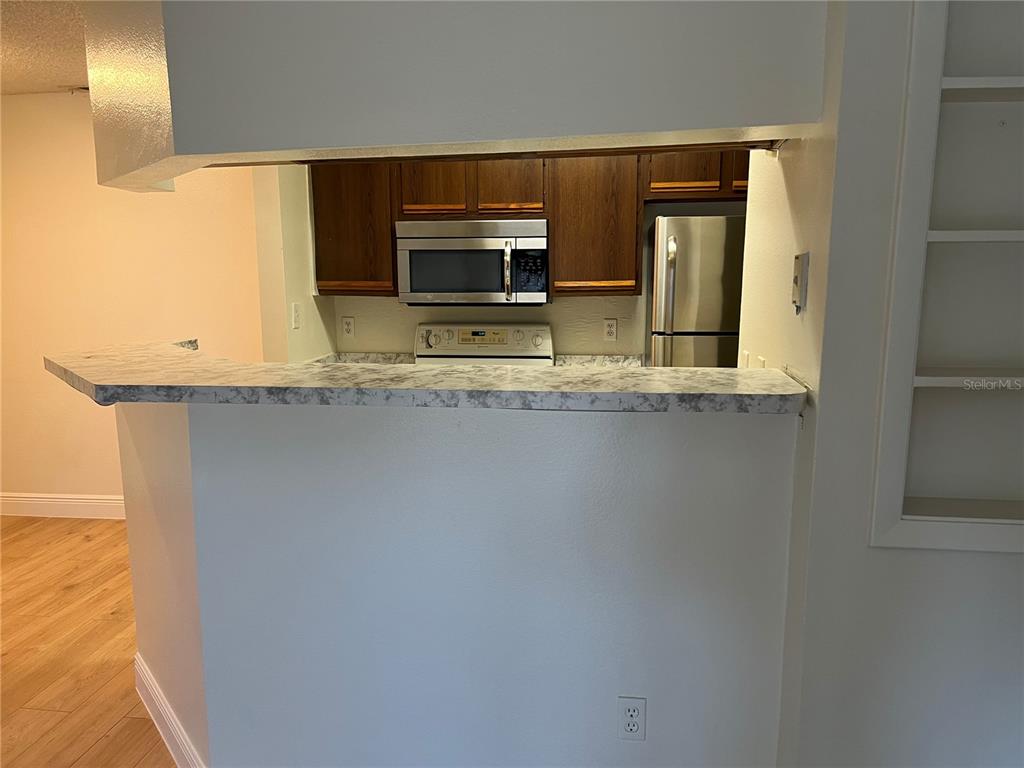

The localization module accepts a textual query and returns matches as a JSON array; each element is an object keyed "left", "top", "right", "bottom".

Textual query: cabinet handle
[
  {"left": 553, "top": 280, "right": 636, "bottom": 290},
  {"left": 504, "top": 241, "right": 513, "bottom": 301}
]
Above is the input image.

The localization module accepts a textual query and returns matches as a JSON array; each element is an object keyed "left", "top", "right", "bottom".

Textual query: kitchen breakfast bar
[{"left": 46, "top": 341, "right": 806, "bottom": 767}]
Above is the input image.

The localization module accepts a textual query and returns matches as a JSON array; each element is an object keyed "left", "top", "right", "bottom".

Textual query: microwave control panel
[
  {"left": 415, "top": 324, "right": 553, "bottom": 358},
  {"left": 515, "top": 253, "right": 548, "bottom": 293}
]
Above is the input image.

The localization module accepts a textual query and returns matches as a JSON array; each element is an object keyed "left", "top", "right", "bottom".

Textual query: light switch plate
[
  {"left": 603, "top": 318, "right": 618, "bottom": 341},
  {"left": 792, "top": 252, "right": 809, "bottom": 315}
]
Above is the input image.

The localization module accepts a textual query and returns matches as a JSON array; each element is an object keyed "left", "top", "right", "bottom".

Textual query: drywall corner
[
  {"left": 278, "top": 164, "right": 336, "bottom": 361},
  {"left": 252, "top": 167, "right": 289, "bottom": 362},
  {"left": 81, "top": 1, "right": 176, "bottom": 190},
  {"left": 252, "top": 165, "right": 335, "bottom": 362},
  {"left": 115, "top": 403, "right": 210, "bottom": 765}
]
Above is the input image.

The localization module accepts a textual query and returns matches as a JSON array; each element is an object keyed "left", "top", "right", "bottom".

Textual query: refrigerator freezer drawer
[{"left": 649, "top": 335, "right": 740, "bottom": 367}]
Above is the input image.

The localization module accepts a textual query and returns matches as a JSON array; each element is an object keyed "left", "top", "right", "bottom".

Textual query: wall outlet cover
[
  {"left": 290, "top": 303, "right": 301, "bottom": 330},
  {"left": 618, "top": 696, "right": 646, "bottom": 741},
  {"left": 342, "top": 317, "right": 355, "bottom": 338},
  {"left": 603, "top": 318, "right": 618, "bottom": 341}
]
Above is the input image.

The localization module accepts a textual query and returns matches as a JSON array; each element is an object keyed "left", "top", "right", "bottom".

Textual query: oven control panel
[{"left": 415, "top": 324, "right": 553, "bottom": 359}]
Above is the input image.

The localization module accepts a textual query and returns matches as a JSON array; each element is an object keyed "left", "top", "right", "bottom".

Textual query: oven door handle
[{"left": 504, "top": 241, "right": 513, "bottom": 301}]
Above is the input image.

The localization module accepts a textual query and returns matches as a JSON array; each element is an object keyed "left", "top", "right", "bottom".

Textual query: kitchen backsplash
[{"left": 331, "top": 295, "right": 646, "bottom": 356}]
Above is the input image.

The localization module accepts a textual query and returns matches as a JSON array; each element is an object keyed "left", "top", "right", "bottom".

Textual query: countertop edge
[{"left": 44, "top": 342, "right": 808, "bottom": 415}]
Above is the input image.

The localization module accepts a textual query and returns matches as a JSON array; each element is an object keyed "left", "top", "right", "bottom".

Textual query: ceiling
[{"left": 1, "top": 1, "right": 87, "bottom": 94}]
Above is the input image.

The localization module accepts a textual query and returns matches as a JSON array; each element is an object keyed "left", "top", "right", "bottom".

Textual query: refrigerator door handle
[{"left": 664, "top": 234, "right": 678, "bottom": 330}]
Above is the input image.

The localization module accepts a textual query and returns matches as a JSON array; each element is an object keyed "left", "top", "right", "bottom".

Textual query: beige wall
[
  {"left": 332, "top": 295, "right": 647, "bottom": 357},
  {"left": 1, "top": 92, "right": 263, "bottom": 499},
  {"left": 252, "top": 165, "right": 335, "bottom": 363}
]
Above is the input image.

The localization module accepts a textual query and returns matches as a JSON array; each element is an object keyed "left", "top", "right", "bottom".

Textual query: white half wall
[
  {"left": 116, "top": 403, "right": 210, "bottom": 766},
  {"left": 795, "top": 3, "right": 1024, "bottom": 765},
  {"left": 163, "top": 1, "right": 826, "bottom": 155},
  {"left": 83, "top": 1, "right": 827, "bottom": 188},
  {"left": 185, "top": 404, "right": 799, "bottom": 767}
]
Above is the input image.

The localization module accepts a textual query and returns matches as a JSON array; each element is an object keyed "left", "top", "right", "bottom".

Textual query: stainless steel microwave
[{"left": 396, "top": 220, "right": 548, "bottom": 304}]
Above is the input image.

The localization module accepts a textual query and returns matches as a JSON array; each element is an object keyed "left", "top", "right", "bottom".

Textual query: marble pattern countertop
[
  {"left": 320, "top": 352, "right": 644, "bottom": 367},
  {"left": 45, "top": 341, "right": 806, "bottom": 414}
]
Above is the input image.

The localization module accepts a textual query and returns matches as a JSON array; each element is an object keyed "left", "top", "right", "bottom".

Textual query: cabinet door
[
  {"left": 310, "top": 162, "right": 396, "bottom": 295},
  {"left": 400, "top": 161, "right": 468, "bottom": 214},
  {"left": 646, "top": 150, "right": 723, "bottom": 196},
  {"left": 731, "top": 150, "right": 750, "bottom": 192},
  {"left": 548, "top": 155, "right": 640, "bottom": 294},
  {"left": 476, "top": 158, "right": 544, "bottom": 213}
]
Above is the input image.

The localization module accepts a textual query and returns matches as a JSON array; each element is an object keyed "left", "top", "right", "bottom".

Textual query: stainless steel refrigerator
[{"left": 647, "top": 215, "right": 745, "bottom": 367}]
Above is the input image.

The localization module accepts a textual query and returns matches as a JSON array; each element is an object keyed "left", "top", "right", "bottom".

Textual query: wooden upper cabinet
[
  {"left": 476, "top": 158, "right": 544, "bottom": 213},
  {"left": 400, "top": 161, "right": 468, "bottom": 214},
  {"left": 645, "top": 150, "right": 723, "bottom": 196},
  {"left": 310, "top": 162, "right": 396, "bottom": 295},
  {"left": 548, "top": 155, "right": 640, "bottom": 295},
  {"left": 731, "top": 150, "right": 750, "bottom": 192}
]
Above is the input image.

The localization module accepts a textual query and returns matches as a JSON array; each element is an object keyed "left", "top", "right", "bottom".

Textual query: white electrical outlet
[
  {"left": 757, "top": 355, "right": 767, "bottom": 369},
  {"left": 742, "top": 350, "right": 751, "bottom": 368},
  {"left": 603, "top": 318, "right": 618, "bottom": 341},
  {"left": 290, "top": 303, "right": 301, "bottom": 330},
  {"left": 342, "top": 316, "right": 355, "bottom": 338},
  {"left": 618, "top": 696, "right": 646, "bottom": 741}
]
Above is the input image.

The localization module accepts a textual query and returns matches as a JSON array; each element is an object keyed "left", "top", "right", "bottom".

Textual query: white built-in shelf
[
  {"left": 941, "top": 76, "right": 1024, "bottom": 102},
  {"left": 904, "top": 496, "right": 1024, "bottom": 523},
  {"left": 927, "top": 229, "right": 1024, "bottom": 243},
  {"left": 914, "top": 367, "right": 1024, "bottom": 388}
]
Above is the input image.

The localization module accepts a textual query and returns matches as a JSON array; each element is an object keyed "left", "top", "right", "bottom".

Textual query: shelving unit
[
  {"left": 873, "top": 2, "right": 1024, "bottom": 551},
  {"left": 926, "top": 229, "right": 1024, "bottom": 242},
  {"left": 903, "top": 497, "right": 1024, "bottom": 522},
  {"left": 940, "top": 76, "right": 1024, "bottom": 102},
  {"left": 913, "top": 367, "right": 1024, "bottom": 388}
]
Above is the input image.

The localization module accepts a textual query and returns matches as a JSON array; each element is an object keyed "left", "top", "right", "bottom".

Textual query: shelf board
[
  {"left": 913, "top": 367, "right": 1024, "bottom": 388},
  {"left": 941, "top": 76, "right": 1024, "bottom": 102},
  {"left": 927, "top": 230, "right": 1024, "bottom": 243},
  {"left": 903, "top": 496, "right": 1024, "bottom": 523}
]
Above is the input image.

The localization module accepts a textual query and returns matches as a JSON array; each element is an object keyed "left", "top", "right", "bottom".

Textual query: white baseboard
[
  {"left": 134, "top": 653, "right": 207, "bottom": 768},
  {"left": 0, "top": 492, "right": 125, "bottom": 519}
]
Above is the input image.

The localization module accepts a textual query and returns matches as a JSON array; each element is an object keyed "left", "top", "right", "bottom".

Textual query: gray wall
[
  {"left": 162, "top": 1, "right": 826, "bottom": 156},
  {"left": 795, "top": 4, "right": 1023, "bottom": 765},
  {"left": 187, "top": 404, "right": 799, "bottom": 767},
  {"left": 117, "top": 404, "right": 210, "bottom": 764}
]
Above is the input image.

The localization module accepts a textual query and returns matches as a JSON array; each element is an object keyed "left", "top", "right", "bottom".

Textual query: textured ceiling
[{"left": 1, "top": 1, "right": 88, "bottom": 94}]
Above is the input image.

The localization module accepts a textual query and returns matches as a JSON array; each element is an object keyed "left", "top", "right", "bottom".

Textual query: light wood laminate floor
[{"left": 1, "top": 516, "right": 175, "bottom": 767}]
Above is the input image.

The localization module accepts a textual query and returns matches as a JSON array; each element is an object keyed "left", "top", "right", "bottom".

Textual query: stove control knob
[
  {"left": 532, "top": 334, "right": 544, "bottom": 348},
  {"left": 429, "top": 333, "right": 441, "bottom": 347},
  {"left": 513, "top": 329, "right": 525, "bottom": 343},
  {"left": 444, "top": 329, "right": 455, "bottom": 342}
]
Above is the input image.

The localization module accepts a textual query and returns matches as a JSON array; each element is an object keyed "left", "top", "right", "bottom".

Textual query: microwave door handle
[{"left": 504, "top": 241, "right": 513, "bottom": 301}]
